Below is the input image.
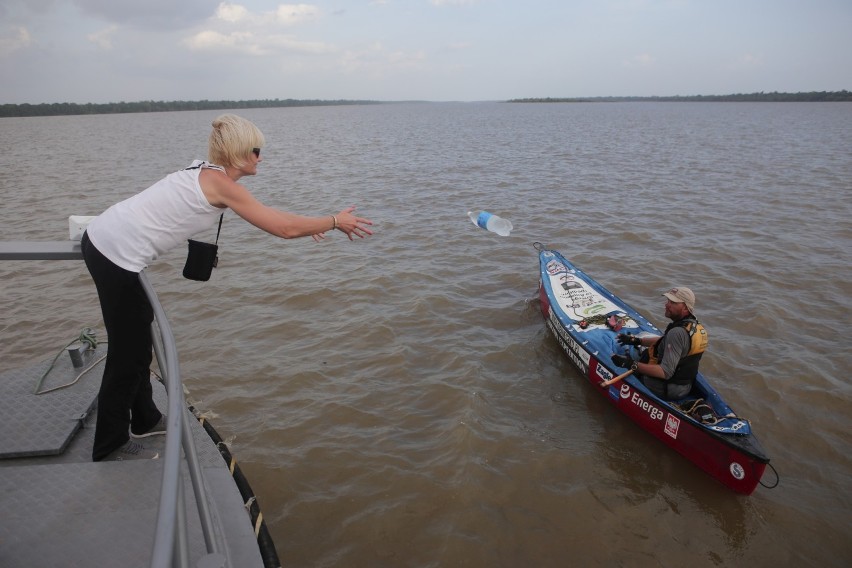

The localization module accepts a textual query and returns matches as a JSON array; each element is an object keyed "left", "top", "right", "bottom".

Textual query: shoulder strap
[
  {"left": 183, "top": 160, "right": 226, "bottom": 173},
  {"left": 214, "top": 213, "right": 223, "bottom": 245}
]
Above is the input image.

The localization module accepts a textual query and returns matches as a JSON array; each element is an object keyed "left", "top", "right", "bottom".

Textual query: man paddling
[{"left": 610, "top": 287, "right": 708, "bottom": 400}]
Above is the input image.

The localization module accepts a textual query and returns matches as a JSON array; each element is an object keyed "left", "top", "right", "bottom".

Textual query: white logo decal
[
  {"left": 665, "top": 414, "right": 680, "bottom": 439},
  {"left": 729, "top": 462, "right": 745, "bottom": 480},
  {"left": 620, "top": 384, "right": 631, "bottom": 399},
  {"left": 630, "top": 392, "right": 664, "bottom": 421}
]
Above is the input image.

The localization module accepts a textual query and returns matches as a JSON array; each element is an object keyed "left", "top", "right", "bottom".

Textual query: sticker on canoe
[
  {"left": 729, "top": 462, "right": 746, "bottom": 480},
  {"left": 665, "top": 414, "right": 681, "bottom": 439},
  {"left": 545, "top": 259, "right": 639, "bottom": 329}
]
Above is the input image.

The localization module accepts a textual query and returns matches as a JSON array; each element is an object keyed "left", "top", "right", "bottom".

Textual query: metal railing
[
  {"left": 0, "top": 241, "right": 225, "bottom": 567},
  {"left": 142, "top": 271, "right": 226, "bottom": 567}
]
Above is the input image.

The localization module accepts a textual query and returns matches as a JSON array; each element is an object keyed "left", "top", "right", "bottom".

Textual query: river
[{"left": 1, "top": 101, "right": 850, "bottom": 566}]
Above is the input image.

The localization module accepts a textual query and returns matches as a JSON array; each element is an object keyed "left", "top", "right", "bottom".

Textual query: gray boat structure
[{"left": 0, "top": 240, "right": 281, "bottom": 568}]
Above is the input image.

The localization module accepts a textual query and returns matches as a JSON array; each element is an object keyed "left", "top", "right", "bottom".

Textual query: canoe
[{"left": 535, "top": 243, "right": 770, "bottom": 494}]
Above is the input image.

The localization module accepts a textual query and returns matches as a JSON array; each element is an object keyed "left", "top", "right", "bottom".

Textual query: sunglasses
[{"left": 252, "top": 147, "right": 261, "bottom": 158}]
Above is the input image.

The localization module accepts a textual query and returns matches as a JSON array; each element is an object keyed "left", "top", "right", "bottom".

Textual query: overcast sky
[{"left": 1, "top": 0, "right": 850, "bottom": 104}]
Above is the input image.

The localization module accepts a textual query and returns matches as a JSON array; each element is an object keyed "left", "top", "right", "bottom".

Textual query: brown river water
[{"left": 1, "top": 102, "right": 850, "bottom": 567}]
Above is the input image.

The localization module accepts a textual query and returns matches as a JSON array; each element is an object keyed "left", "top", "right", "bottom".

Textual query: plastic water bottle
[{"left": 467, "top": 211, "right": 513, "bottom": 236}]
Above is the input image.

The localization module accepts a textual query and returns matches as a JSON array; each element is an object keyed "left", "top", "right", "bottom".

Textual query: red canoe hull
[{"left": 539, "top": 280, "right": 768, "bottom": 495}]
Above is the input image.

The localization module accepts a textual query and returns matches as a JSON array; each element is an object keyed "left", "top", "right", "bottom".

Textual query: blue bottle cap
[{"left": 476, "top": 211, "right": 493, "bottom": 230}]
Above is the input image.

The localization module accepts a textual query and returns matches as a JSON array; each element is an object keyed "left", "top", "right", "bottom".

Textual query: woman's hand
[{"left": 334, "top": 206, "right": 374, "bottom": 241}]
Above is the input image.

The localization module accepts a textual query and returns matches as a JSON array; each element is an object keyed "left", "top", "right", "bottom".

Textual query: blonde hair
[{"left": 208, "top": 114, "right": 265, "bottom": 168}]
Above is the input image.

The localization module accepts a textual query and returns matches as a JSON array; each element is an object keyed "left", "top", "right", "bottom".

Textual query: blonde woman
[{"left": 82, "top": 114, "right": 373, "bottom": 461}]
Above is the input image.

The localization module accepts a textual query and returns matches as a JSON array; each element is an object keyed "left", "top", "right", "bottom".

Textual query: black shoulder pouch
[{"left": 183, "top": 214, "right": 223, "bottom": 282}]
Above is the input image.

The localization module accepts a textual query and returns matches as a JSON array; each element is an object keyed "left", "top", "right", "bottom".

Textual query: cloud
[
  {"left": 0, "top": 26, "right": 32, "bottom": 57},
  {"left": 214, "top": 2, "right": 250, "bottom": 23},
  {"left": 182, "top": 29, "right": 264, "bottom": 55},
  {"left": 86, "top": 24, "right": 118, "bottom": 49},
  {"left": 210, "top": 2, "right": 322, "bottom": 26},
  {"left": 184, "top": 3, "right": 332, "bottom": 56},
  {"left": 182, "top": 29, "right": 333, "bottom": 56}
]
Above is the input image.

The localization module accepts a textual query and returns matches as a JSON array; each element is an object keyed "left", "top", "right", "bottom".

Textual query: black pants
[{"left": 81, "top": 232, "right": 162, "bottom": 461}]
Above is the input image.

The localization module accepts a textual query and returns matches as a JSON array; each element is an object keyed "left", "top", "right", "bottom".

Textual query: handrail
[
  {"left": 0, "top": 240, "right": 82, "bottom": 260},
  {"left": 143, "top": 272, "right": 225, "bottom": 566},
  {"left": 1, "top": 241, "right": 225, "bottom": 567}
]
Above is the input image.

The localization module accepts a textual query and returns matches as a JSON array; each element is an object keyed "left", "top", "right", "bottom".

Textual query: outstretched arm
[{"left": 200, "top": 169, "right": 373, "bottom": 240}]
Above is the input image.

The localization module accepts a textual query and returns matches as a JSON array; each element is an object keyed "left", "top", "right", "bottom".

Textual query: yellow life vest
[{"left": 647, "top": 318, "right": 708, "bottom": 386}]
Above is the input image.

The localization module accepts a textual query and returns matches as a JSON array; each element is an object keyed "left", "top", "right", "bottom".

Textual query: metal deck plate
[
  {"left": 0, "top": 355, "right": 265, "bottom": 567},
  {"left": 0, "top": 347, "right": 105, "bottom": 459}
]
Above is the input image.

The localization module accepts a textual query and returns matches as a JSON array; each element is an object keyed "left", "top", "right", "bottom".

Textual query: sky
[{"left": 1, "top": 0, "right": 850, "bottom": 104}]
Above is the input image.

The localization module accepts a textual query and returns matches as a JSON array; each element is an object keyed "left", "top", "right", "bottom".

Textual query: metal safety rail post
[
  {"left": 141, "top": 271, "right": 226, "bottom": 568},
  {"left": 0, "top": 241, "right": 225, "bottom": 568}
]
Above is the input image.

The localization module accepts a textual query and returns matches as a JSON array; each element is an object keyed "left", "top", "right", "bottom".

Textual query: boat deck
[{"left": 0, "top": 344, "right": 266, "bottom": 567}]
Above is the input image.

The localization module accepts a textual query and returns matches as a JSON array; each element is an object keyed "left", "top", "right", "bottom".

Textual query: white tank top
[{"left": 87, "top": 160, "right": 226, "bottom": 272}]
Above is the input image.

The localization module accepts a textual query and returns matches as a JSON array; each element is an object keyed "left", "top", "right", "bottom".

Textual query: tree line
[
  {"left": 509, "top": 91, "right": 852, "bottom": 103},
  {"left": 0, "top": 98, "right": 383, "bottom": 118},
  {"left": 2, "top": 91, "right": 849, "bottom": 117}
]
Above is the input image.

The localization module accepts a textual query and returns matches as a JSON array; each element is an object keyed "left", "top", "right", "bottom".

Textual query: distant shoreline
[
  {"left": 1, "top": 91, "right": 850, "bottom": 117},
  {"left": 0, "top": 98, "right": 385, "bottom": 118},
  {"left": 507, "top": 91, "right": 851, "bottom": 103}
]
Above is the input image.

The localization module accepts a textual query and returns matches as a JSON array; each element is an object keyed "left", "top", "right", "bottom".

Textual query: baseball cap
[{"left": 662, "top": 287, "right": 696, "bottom": 314}]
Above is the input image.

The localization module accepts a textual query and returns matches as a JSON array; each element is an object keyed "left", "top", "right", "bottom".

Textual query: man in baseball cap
[
  {"left": 662, "top": 287, "right": 696, "bottom": 316},
  {"left": 611, "top": 286, "right": 708, "bottom": 400}
]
